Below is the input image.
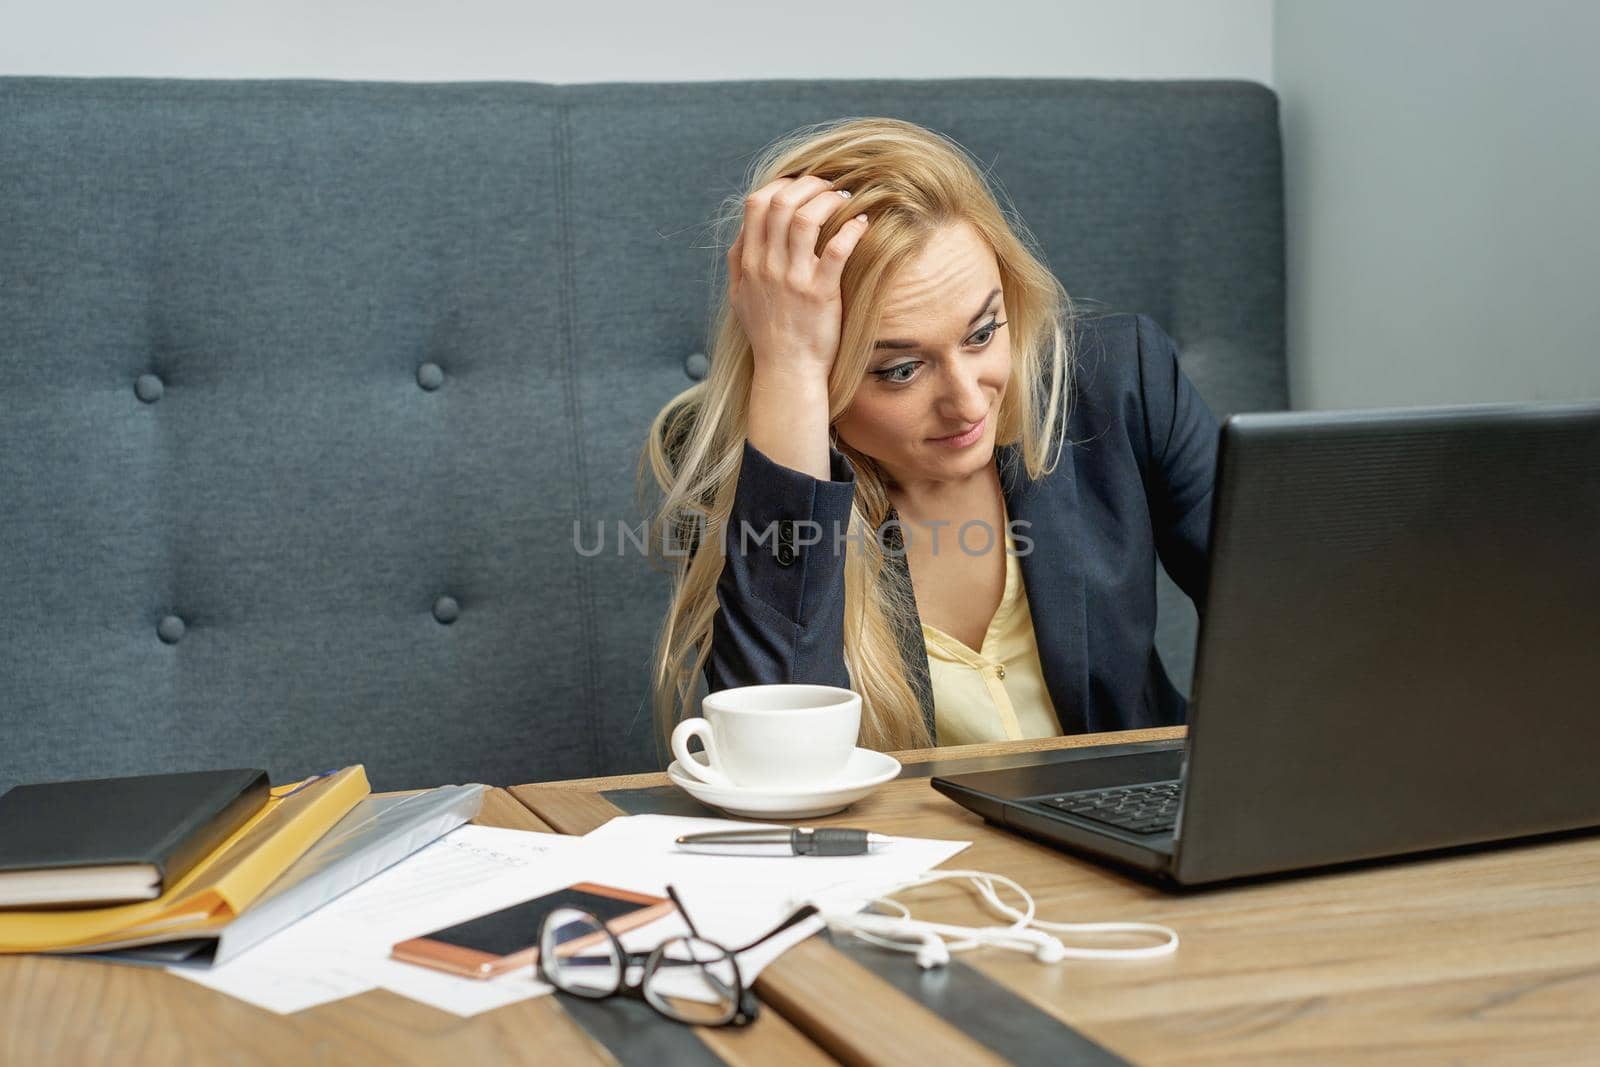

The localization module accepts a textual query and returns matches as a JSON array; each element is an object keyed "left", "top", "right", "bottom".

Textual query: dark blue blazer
[{"left": 703, "top": 313, "right": 1219, "bottom": 739}]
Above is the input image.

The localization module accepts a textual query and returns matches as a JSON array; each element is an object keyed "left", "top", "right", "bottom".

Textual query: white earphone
[{"left": 803, "top": 869, "right": 1178, "bottom": 970}]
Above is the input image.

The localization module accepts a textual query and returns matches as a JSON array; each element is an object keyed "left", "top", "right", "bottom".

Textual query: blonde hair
[{"left": 637, "top": 117, "right": 1073, "bottom": 758}]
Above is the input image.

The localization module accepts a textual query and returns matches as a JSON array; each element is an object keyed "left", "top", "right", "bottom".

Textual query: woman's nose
[{"left": 940, "top": 366, "right": 990, "bottom": 422}]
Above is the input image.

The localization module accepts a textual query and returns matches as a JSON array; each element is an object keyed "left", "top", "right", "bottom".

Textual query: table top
[
  {"left": 513, "top": 727, "right": 1600, "bottom": 1066},
  {"left": 8, "top": 729, "right": 1600, "bottom": 1066}
]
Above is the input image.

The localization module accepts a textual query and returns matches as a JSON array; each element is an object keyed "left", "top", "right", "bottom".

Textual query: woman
[{"left": 640, "top": 117, "right": 1217, "bottom": 753}]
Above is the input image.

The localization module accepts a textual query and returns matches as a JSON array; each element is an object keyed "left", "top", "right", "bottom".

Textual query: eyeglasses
[{"left": 536, "top": 884, "right": 818, "bottom": 1027}]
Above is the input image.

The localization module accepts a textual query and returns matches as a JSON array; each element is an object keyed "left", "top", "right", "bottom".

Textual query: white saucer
[{"left": 666, "top": 748, "right": 902, "bottom": 819}]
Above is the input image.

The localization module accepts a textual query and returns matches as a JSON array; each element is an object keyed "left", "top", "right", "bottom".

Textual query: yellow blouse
[{"left": 921, "top": 519, "right": 1064, "bottom": 746}]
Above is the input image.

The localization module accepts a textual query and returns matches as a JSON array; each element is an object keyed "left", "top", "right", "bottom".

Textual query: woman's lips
[{"left": 929, "top": 416, "right": 986, "bottom": 448}]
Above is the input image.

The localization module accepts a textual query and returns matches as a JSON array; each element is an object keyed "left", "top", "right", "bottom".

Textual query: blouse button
[{"left": 995, "top": 664, "right": 1007, "bottom": 679}]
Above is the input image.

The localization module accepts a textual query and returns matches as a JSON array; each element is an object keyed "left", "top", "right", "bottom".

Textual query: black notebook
[{"left": 0, "top": 768, "right": 270, "bottom": 908}]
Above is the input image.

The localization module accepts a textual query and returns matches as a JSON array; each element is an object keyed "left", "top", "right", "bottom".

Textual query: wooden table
[
  {"left": 8, "top": 731, "right": 1599, "bottom": 1066},
  {"left": 0, "top": 788, "right": 832, "bottom": 1067},
  {"left": 511, "top": 728, "right": 1600, "bottom": 1066}
]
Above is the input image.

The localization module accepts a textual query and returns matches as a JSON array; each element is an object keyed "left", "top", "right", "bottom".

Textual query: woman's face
[{"left": 834, "top": 221, "right": 1010, "bottom": 497}]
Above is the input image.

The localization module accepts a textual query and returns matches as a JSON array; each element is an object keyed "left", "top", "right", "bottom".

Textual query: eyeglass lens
[
  {"left": 540, "top": 907, "right": 622, "bottom": 996},
  {"left": 643, "top": 936, "right": 740, "bottom": 1025}
]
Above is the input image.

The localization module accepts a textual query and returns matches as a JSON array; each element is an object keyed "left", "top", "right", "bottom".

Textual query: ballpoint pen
[{"left": 674, "top": 827, "right": 892, "bottom": 857}]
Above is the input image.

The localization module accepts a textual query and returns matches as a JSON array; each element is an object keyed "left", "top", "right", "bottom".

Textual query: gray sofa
[{"left": 0, "top": 77, "right": 1285, "bottom": 792}]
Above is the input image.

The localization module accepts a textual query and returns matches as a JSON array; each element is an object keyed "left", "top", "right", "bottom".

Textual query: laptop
[{"left": 932, "top": 400, "right": 1600, "bottom": 886}]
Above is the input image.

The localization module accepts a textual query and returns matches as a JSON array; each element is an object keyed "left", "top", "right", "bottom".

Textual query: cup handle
[{"left": 671, "top": 717, "right": 733, "bottom": 787}]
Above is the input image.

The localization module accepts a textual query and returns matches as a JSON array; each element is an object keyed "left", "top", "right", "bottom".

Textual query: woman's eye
[
  {"left": 875, "top": 362, "right": 921, "bottom": 384},
  {"left": 969, "top": 319, "right": 1006, "bottom": 347}
]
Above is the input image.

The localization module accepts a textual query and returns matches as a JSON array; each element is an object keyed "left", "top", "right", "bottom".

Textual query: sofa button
[
  {"left": 135, "top": 374, "right": 165, "bottom": 403},
  {"left": 684, "top": 352, "right": 709, "bottom": 381},
  {"left": 417, "top": 363, "right": 445, "bottom": 391},
  {"left": 157, "top": 615, "right": 185, "bottom": 644},
  {"left": 433, "top": 596, "right": 460, "bottom": 624}
]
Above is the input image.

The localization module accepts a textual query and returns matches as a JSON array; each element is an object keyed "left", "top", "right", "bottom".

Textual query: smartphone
[{"left": 391, "top": 882, "right": 674, "bottom": 980}]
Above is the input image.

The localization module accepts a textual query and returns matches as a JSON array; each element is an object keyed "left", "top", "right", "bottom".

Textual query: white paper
[
  {"left": 172, "top": 825, "right": 585, "bottom": 1015},
  {"left": 575, "top": 814, "right": 970, "bottom": 986},
  {"left": 171, "top": 816, "right": 970, "bottom": 1018},
  {"left": 173, "top": 946, "right": 378, "bottom": 1015}
]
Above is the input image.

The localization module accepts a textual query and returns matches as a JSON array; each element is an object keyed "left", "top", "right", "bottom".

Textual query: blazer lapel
[
  {"left": 878, "top": 515, "right": 939, "bottom": 740},
  {"left": 998, "top": 442, "right": 1092, "bottom": 735}
]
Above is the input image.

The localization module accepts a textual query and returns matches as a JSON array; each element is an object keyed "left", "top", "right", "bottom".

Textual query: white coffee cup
[{"left": 670, "top": 683, "right": 862, "bottom": 790}]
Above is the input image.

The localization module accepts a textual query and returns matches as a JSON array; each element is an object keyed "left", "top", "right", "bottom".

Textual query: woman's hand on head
[{"left": 729, "top": 175, "right": 869, "bottom": 388}]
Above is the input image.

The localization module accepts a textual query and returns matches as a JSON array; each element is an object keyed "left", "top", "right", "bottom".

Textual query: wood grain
[
  {"left": 511, "top": 730, "right": 1600, "bottom": 1066},
  {"left": 473, "top": 784, "right": 556, "bottom": 832},
  {"left": 694, "top": 1005, "right": 843, "bottom": 1067},
  {"left": 887, "top": 725, "right": 1187, "bottom": 767},
  {"left": 508, "top": 786, "right": 625, "bottom": 836},
  {"left": 755, "top": 939, "right": 1009, "bottom": 1067},
  {"left": 0, "top": 951, "right": 620, "bottom": 1067}
]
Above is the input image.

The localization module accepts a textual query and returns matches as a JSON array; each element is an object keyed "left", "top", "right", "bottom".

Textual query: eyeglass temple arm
[
  {"left": 730, "top": 903, "right": 821, "bottom": 955},
  {"left": 659, "top": 885, "right": 819, "bottom": 957},
  {"left": 665, "top": 885, "right": 704, "bottom": 939},
  {"left": 665, "top": 883, "right": 819, "bottom": 952}
]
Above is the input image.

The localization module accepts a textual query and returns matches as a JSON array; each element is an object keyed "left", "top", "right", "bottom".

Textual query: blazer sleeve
[
  {"left": 1133, "top": 314, "right": 1221, "bottom": 608},
  {"left": 701, "top": 439, "right": 856, "bottom": 694}
]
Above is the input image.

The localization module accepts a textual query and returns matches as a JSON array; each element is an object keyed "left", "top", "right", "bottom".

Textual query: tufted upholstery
[{"left": 0, "top": 77, "right": 1285, "bottom": 791}]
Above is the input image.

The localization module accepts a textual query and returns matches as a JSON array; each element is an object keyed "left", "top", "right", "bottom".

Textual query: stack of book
[{"left": 0, "top": 765, "right": 484, "bottom": 965}]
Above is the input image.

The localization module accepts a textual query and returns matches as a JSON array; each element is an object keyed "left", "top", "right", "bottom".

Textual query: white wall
[
  {"left": 0, "top": 0, "right": 1274, "bottom": 83},
  {"left": 1275, "top": 0, "right": 1600, "bottom": 409}
]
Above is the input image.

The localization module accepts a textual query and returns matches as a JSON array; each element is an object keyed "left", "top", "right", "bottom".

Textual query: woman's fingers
[
  {"left": 815, "top": 213, "right": 870, "bottom": 290},
  {"left": 738, "top": 175, "right": 860, "bottom": 293},
  {"left": 738, "top": 181, "right": 779, "bottom": 282},
  {"left": 726, "top": 225, "right": 745, "bottom": 296},
  {"left": 789, "top": 186, "right": 854, "bottom": 269},
  {"left": 763, "top": 175, "right": 832, "bottom": 273}
]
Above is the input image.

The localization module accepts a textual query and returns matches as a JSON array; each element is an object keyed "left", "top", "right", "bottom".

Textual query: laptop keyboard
[{"left": 1037, "top": 780, "right": 1182, "bottom": 835}]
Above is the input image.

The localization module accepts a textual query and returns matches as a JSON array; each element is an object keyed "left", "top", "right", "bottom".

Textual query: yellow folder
[{"left": 0, "top": 765, "right": 370, "bottom": 954}]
